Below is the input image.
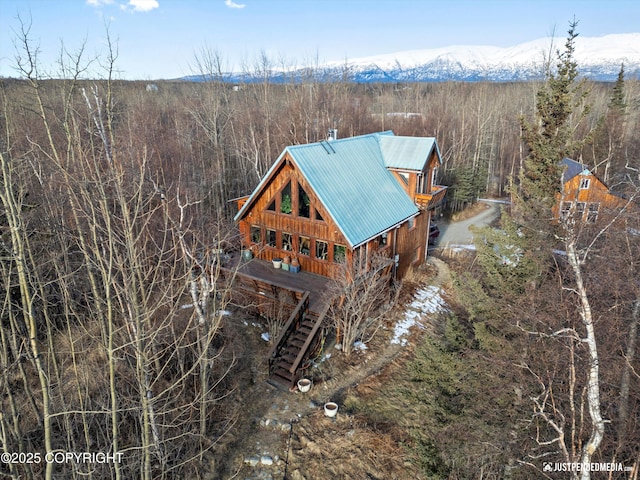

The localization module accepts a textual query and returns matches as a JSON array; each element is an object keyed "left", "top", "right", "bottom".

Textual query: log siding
[{"left": 236, "top": 132, "right": 446, "bottom": 280}]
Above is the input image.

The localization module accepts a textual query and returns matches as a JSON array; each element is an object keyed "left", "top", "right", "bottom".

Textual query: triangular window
[
  {"left": 298, "top": 184, "right": 310, "bottom": 218},
  {"left": 266, "top": 199, "right": 275, "bottom": 211},
  {"left": 280, "top": 181, "right": 292, "bottom": 214}
]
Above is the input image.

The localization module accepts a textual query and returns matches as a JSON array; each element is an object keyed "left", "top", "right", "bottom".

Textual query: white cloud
[
  {"left": 86, "top": 0, "right": 115, "bottom": 6},
  {"left": 225, "top": 0, "right": 246, "bottom": 9},
  {"left": 127, "top": 0, "right": 159, "bottom": 12}
]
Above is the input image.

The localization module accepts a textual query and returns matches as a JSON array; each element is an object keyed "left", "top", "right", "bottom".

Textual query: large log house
[{"left": 234, "top": 131, "right": 447, "bottom": 280}]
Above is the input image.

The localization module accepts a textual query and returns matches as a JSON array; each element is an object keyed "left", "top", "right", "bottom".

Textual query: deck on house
[
  {"left": 416, "top": 184, "right": 448, "bottom": 210},
  {"left": 222, "top": 253, "right": 332, "bottom": 316}
]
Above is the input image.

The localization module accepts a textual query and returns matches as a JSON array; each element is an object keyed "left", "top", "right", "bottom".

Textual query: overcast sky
[{"left": 1, "top": 0, "right": 639, "bottom": 79}]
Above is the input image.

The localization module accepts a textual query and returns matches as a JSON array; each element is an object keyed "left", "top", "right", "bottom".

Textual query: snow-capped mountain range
[
  {"left": 320, "top": 33, "right": 640, "bottom": 82},
  {"left": 192, "top": 33, "right": 639, "bottom": 83}
]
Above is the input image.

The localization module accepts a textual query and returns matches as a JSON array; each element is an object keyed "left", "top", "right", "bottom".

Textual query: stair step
[
  {"left": 290, "top": 339, "right": 305, "bottom": 349},
  {"left": 301, "top": 320, "right": 316, "bottom": 329},
  {"left": 267, "top": 374, "right": 292, "bottom": 391},
  {"left": 273, "top": 367, "right": 294, "bottom": 381},
  {"left": 283, "top": 348, "right": 301, "bottom": 359},
  {"left": 292, "top": 332, "right": 309, "bottom": 342},
  {"left": 281, "top": 353, "right": 297, "bottom": 364},
  {"left": 275, "top": 359, "right": 293, "bottom": 371}
]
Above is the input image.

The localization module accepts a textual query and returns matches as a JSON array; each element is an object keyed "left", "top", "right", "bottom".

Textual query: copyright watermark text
[{"left": 1, "top": 451, "right": 123, "bottom": 465}]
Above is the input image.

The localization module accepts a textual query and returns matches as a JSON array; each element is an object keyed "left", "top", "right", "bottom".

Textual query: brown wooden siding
[
  {"left": 553, "top": 173, "right": 625, "bottom": 221},
  {"left": 394, "top": 211, "right": 429, "bottom": 278},
  {"left": 239, "top": 155, "right": 351, "bottom": 278}
]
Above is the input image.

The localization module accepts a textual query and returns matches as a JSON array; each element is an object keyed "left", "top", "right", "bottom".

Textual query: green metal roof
[
  {"left": 235, "top": 131, "right": 438, "bottom": 249},
  {"left": 378, "top": 135, "right": 440, "bottom": 171}
]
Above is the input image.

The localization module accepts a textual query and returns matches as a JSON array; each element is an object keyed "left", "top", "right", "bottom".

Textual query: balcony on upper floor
[{"left": 415, "top": 185, "right": 448, "bottom": 210}]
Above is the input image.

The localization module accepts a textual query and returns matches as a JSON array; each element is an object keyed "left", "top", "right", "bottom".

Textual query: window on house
[
  {"left": 298, "top": 184, "right": 311, "bottom": 218},
  {"left": 587, "top": 203, "right": 599, "bottom": 223},
  {"left": 408, "top": 217, "right": 415, "bottom": 230},
  {"left": 316, "top": 240, "right": 328, "bottom": 260},
  {"left": 576, "top": 202, "right": 586, "bottom": 219},
  {"left": 315, "top": 209, "right": 324, "bottom": 222},
  {"left": 417, "top": 173, "right": 425, "bottom": 194},
  {"left": 280, "top": 181, "right": 292, "bottom": 214},
  {"left": 281, "top": 232, "right": 292, "bottom": 251},
  {"left": 579, "top": 177, "right": 591, "bottom": 190},
  {"left": 299, "top": 236, "right": 310, "bottom": 256},
  {"left": 250, "top": 226, "right": 261, "bottom": 244},
  {"left": 266, "top": 229, "right": 276, "bottom": 247},
  {"left": 560, "top": 201, "right": 572, "bottom": 219},
  {"left": 333, "top": 244, "right": 346, "bottom": 264},
  {"left": 266, "top": 199, "right": 275, "bottom": 211}
]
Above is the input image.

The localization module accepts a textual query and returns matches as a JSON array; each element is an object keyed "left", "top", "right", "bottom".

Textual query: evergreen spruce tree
[
  {"left": 518, "top": 21, "right": 592, "bottom": 226},
  {"left": 609, "top": 63, "right": 627, "bottom": 112}
]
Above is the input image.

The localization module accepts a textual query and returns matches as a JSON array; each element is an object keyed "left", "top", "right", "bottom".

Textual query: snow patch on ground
[
  {"left": 353, "top": 341, "right": 367, "bottom": 351},
  {"left": 391, "top": 285, "right": 447, "bottom": 346},
  {"left": 449, "top": 244, "right": 477, "bottom": 252}
]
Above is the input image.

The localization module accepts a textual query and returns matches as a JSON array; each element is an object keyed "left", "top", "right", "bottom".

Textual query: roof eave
[
  {"left": 233, "top": 149, "right": 289, "bottom": 222},
  {"left": 351, "top": 211, "right": 420, "bottom": 250}
]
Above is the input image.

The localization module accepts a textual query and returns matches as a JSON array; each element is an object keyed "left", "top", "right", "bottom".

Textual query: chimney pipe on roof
[{"left": 327, "top": 128, "right": 338, "bottom": 141}]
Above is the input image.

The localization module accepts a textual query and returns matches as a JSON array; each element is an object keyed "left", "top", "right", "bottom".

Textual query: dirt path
[{"left": 216, "top": 257, "right": 452, "bottom": 480}]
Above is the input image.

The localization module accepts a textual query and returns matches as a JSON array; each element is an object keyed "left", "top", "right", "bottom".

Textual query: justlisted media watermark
[{"left": 543, "top": 462, "right": 632, "bottom": 473}]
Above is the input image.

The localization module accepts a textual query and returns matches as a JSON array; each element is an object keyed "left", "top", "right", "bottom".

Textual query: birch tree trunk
[
  {"left": 565, "top": 239, "right": 605, "bottom": 479},
  {"left": 0, "top": 151, "right": 53, "bottom": 480}
]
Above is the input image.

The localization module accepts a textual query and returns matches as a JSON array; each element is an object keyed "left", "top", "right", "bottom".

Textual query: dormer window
[{"left": 579, "top": 177, "right": 590, "bottom": 190}]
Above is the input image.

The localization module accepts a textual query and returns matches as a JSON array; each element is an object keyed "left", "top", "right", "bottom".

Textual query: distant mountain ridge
[
  {"left": 183, "top": 33, "right": 640, "bottom": 83},
  {"left": 323, "top": 33, "right": 640, "bottom": 82}
]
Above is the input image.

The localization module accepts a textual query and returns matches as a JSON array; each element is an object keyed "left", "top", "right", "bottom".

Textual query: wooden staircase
[{"left": 267, "top": 291, "right": 330, "bottom": 390}]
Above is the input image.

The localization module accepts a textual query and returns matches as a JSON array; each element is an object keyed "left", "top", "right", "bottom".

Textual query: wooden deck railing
[
  {"left": 415, "top": 185, "right": 448, "bottom": 210},
  {"left": 268, "top": 291, "right": 310, "bottom": 369},
  {"left": 288, "top": 302, "right": 330, "bottom": 376}
]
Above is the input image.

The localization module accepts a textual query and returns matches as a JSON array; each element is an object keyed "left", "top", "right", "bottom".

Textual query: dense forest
[{"left": 1, "top": 26, "right": 639, "bottom": 479}]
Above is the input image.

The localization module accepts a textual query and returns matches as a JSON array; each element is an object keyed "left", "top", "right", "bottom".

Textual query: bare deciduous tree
[{"left": 328, "top": 256, "right": 397, "bottom": 357}]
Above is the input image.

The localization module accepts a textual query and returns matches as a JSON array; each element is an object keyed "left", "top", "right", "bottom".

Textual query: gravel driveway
[{"left": 432, "top": 201, "right": 502, "bottom": 247}]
